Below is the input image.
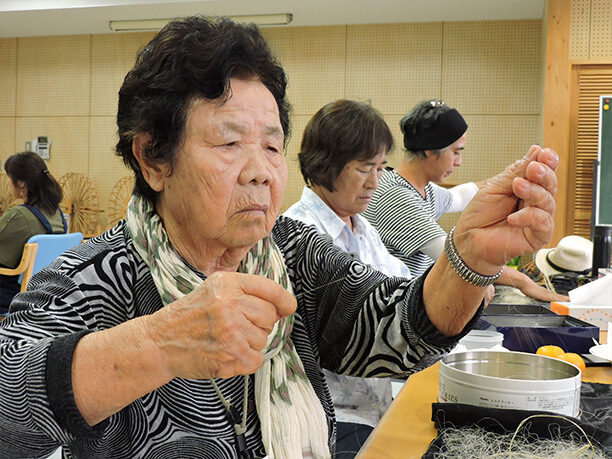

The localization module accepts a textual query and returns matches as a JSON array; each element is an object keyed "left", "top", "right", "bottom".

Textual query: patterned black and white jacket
[{"left": 0, "top": 216, "right": 479, "bottom": 458}]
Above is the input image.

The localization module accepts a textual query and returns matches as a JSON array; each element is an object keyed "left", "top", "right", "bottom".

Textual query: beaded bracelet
[{"left": 444, "top": 227, "right": 504, "bottom": 287}]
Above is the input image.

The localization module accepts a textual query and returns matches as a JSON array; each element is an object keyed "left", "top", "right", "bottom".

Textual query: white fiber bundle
[{"left": 431, "top": 425, "right": 607, "bottom": 459}]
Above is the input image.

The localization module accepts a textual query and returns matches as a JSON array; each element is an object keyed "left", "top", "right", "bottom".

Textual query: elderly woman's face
[
  {"left": 158, "top": 78, "right": 287, "bottom": 251},
  {"left": 316, "top": 151, "right": 387, "bottom": 222}
]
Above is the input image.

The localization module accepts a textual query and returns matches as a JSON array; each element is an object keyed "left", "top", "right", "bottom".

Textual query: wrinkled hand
[
  {"left": 143, "top": 271, "right": 297, "bottom": 380},
  {"left": 454, "top": 145, "right": 558, "bottom": 275}
]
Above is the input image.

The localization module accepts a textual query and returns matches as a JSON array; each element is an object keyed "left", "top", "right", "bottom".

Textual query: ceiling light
[{"left": 109, "top": 14, "right": 293, "bottom": 32}]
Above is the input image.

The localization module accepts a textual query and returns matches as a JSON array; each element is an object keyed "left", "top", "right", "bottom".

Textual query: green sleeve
[{"left": 0, "top": 208, "right": 32, "bottom": 268}]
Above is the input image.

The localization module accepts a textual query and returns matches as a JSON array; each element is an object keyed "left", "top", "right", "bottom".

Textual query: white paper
[{"left": 568, "top": 274, "right": 612, "bottom": 306}]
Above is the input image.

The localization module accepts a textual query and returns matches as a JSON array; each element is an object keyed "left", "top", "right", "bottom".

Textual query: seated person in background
[
  {"left": 0, "top": 151, "right": 66, "bottom": 313},
  {"left": 0, "top": 16, "right": 559, "bottom": 459},
  {"left": 363, "top": 99, "right": 568, "bottom": 303},
  {"left": 284, "top": 99, "right": 413, "bottom": 457}
]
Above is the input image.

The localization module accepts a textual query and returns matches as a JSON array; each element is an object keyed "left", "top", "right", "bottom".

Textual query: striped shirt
[
  {"left": 363, "top": 169, "right": 452, "bottom": 276},
  {"left": 0, "top": 217, "right": 475, "bottom": 458}
]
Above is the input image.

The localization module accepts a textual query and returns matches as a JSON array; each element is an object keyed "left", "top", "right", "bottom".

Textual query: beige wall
[
  {"left": 570, "top": 0, "right": 612, "bottom": 60},
  {"left": 0, "top": 20, "right": 543, "bottom": 232}
]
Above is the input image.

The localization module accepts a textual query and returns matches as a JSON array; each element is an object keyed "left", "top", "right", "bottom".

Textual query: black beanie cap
[{"left": 403, "top": 108, "right": 468, "bottom": 151}]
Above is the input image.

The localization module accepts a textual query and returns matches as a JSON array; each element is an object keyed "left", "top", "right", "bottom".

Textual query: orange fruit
[
  {"left": 559, "top": 353, "right": 586, "bottom": 373},
  {"left": 536, "top": 345, "right": 565, "bottom": 359}
]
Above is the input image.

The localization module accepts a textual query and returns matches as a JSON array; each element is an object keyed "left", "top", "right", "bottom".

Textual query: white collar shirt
[{"left": 284, "top": 187, "right": 411, "bottom": 279}]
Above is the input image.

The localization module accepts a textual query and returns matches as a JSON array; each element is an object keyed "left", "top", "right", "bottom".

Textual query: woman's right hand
[
  {"left": 144, "top": 271, "right": 297, "bottom": 380},
  {"left": 73, "top": 271, "right": 296, "bottom": 426}
]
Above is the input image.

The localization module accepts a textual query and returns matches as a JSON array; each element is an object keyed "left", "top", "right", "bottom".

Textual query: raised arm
[{"left": 423, "top": 145, "right": 558, "bottom": 335}]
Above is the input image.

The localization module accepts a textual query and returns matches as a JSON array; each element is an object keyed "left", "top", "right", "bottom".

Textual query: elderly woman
[
  {"left": 0, "top": 16, "right": 558, "bottom": 459},
  {"left": 363, "top": 99, "right": 567, "bottom": 302},
  {"left": 284, "top": 99, "right": 411, "bottom": 457}
]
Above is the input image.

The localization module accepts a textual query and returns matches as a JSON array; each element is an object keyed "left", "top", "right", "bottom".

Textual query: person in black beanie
[{"left": 363, "top": 99, "right": 568, "bottom": 302}]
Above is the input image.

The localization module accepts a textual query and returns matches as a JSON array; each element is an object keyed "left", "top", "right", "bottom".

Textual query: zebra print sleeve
[
  {"left": 0, "top": 226, "right": 133, "bottom": 456},
  {"left": 0, "top": 218, "right": 481, "bottom": 457},
  {"left": 274, "top": 216, "right": 481, "bottom": 379}
]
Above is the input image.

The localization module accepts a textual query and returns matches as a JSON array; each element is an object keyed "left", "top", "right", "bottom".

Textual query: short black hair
[
  {"left": 298, "top": 99, "right": 393, "bottom": 192},
  {"left": 116, "top": 15, "right": 291, "bottom": 204}
]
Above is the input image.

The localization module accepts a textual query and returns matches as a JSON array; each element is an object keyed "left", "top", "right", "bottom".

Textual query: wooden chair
[{"left": 0, "top": 232, "right": 84, "bottom": 293}]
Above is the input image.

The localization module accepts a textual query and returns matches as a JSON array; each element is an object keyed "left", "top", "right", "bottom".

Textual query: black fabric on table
[{"left": 422, "top": 381, "right": 612, "bottom": 458}]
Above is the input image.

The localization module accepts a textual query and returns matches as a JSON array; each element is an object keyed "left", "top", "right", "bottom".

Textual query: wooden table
[{"left": 357, "top": 356, "right": 612, "bottom": 459}]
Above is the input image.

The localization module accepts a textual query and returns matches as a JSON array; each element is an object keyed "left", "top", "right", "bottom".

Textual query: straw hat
[{"left": 535, "top": 235, "right": 593, "bottom": 278}]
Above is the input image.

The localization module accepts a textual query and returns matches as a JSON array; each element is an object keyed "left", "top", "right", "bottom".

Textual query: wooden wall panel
[
  {"left": 2, "top": 19, "right": 546, "bottom": 235},
  {"left": 16, "top": 35, "right": 91, "bottom": 117},
  {"left": 282, "top": 114, "right": 310, "bottom": 213},
  {"left": 382, "top": 114, "right": 405, "bottom": 170},
  {"left": 568, "top": 0, "right": 612, "bottom": 60},
  {"left": 0, "top": 38, "right": 17, "bottom": 118},
  {"left": 89, "top": 32, "right": 153, "bottom": 229},
  {"left": 543, "top": 0, "right": 612, "bottom": 244},
  {"left": 0, "top": 118, "right": 16, "bottom": 162},
  {"left": 543, "top": 0, "right": 572, "bottom": 245},
  {"left": 591, "top": 0, "right": 612, "bottom": 58},
  {"left": 15, "top": 117, "right": 90, "bottom": 178},
  {"left": 443, "top": 20, "right": 542, "bottom": 115},
  {"left": 91, "top": 32, "right": 154, "bottom": 116},
  {"left": 568, "top": 67, "right": 612, "bottom": 238},
  {"left": 345, "top": 23, "right": 443, "bottom": 115},
  {"left": 263, "top": 26, "right": 347, "bottom": 116},
  {"left": 570, "top": 0, "right": 591, "bottom": 60},
  {"left": 454, "top": 114, "right": 541, "bottom": 183}
]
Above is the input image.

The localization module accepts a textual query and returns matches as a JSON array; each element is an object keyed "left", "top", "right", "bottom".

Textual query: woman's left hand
[
  {"left": 423, "top": 145, "right": 559, "bottom": 336},
  {"left": 453, "top": 145, "right": 559, "bottom": 277}
]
